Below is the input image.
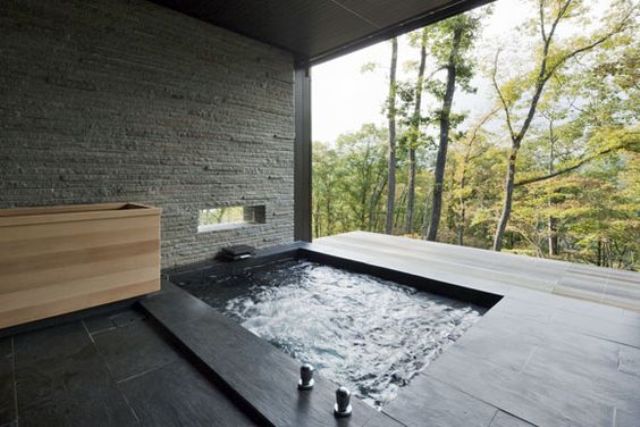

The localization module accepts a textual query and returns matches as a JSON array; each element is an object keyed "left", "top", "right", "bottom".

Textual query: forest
[{"left": 312, "top": 0, "right": 640, "bottom": 270}]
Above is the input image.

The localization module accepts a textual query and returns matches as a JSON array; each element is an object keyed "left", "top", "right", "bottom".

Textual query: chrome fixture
[
  {"left": 334, "top": 386, "right": 352, "bottom": 418},
  {"left": 298, "top": 363, "right": 315, "bottom": 390}
]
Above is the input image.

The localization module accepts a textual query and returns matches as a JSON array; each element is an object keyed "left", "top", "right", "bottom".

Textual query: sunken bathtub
[{"left": 168, "top": 245, "right": 501, "bottom": 409}]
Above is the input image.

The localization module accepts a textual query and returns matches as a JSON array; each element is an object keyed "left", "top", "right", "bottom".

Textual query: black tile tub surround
[
  {"left": 166, "top": 241, "right": 305, "bottom": 287},
  {"left": 167, "top": 243, "right": 502, "bottom": 309},
  {"left": 159, "top": 244, "right": 500, "bottom": 427},
  {"left": 141, "top": 283, "right": 399, "bottom": 427}
]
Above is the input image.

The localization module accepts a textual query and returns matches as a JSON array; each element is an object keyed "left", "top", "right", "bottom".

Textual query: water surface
[{"left": 184, "top": 260, "right": 485, "bottom": 408}]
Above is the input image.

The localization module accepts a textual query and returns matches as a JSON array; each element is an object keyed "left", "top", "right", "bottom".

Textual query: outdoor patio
[
  {"left": 2, "top": 0, "right": 640, "bottom": 426},
  {"left": 1, "top": 232, "right": 639, "bottom": 426}
]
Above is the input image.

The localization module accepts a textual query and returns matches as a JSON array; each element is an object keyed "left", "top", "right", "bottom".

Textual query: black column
[{"left": 294, "top": 66, "right": 312, "bottom": 242}]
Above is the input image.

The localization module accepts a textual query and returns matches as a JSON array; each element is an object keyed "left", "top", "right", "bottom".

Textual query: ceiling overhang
[{"left": 151, "top": 0, "right": 494, "bottom": 67}]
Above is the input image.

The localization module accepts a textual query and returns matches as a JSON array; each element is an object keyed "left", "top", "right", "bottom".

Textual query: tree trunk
[
  {"left": 457, "top": 145, "right": 471, "bottom": 246},
  {"left": 426, "top": 27, "right": 463, "bottom": 241},
  {"left": 547, "top": 128, "right": 559, "bottom": 256},
  {"left": 385, "top": 37, "right": 399, "bottom": 235},
  {"left": 493, "top": 147, "right": 518, "bottom": 251},
  {"left": 457, "top": 179, "right": 466, "bottom": 246},
  {"left": 395, "top": 187, "right": 407, "bottom": 229},
  {"left": 405, "top": 31, "right": 428, "bottom": 235},
  {"left": 313, "top": 197, "right": 320, "bottom": 238},
  {"left": 422, "top": 189, "right": 432, "bottom": 239},
  {"left": 325, "top": 195, "right": 332, "bottom": 236},
  {"left": 406, "top": 149, "right": 416, "bottom": 234},
  {"left": 369, "top": 177, "right": 387, "bottom": 231},
  {"left": 548, "top": 216, "right": 558, "bottom": 255}
]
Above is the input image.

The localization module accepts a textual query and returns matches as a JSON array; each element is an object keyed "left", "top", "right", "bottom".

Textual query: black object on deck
[{"left": 218, "top": 245, "right": 256, "bottom": 261}]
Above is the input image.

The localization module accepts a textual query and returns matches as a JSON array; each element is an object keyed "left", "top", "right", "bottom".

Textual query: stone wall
[{"left": 0, "top": 0, "right": 295, "bottom": 268}]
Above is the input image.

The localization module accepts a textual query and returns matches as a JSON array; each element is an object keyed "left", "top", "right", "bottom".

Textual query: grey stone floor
[
  {"left": 0, "top": 308, "right": 257, "bottom": 427},
  {"left": 311, "top": 233, "right": 640, "bottom": 426},
  {"left": 2, "top": 234, "right": 640, "bottom": 426}
]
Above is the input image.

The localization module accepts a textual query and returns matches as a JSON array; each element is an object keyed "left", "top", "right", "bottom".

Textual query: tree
[
  {"left": 449, "top": 109, "right": 498, "bottom": 245},
  {"left": 385, "top": 38, "right": 399, "bottom": 234},
  {"left": 491, "top": 0, "right": 635, "bottom": 251},
  {"left": 404, "top": 29, "right": 428, "bottom": 234},
  {"left": 337, "top": 125, "right": 389, "bottom": 231},
  {"left": 426, "top": 13, "right": 481, "bottom": 241},
  {"left": 312, "top": 143, "right": 340, "bottom": 237},
  {"left": 312, "top": 0, "right": 640, "bottom": 271}
]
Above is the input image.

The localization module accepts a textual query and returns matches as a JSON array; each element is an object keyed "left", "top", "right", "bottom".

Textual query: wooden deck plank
[{"left": 315, "top": 231, "right": 640, "bottom": 312}]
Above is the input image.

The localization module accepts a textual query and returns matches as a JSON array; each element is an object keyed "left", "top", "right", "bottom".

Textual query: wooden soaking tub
[{"left": 0, "top": 202, "right": 161, "bottom": 329}]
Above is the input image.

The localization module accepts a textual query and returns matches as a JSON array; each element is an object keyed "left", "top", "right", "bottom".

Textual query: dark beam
[{"left": 294, "top": 67, "right": 312, "bottom": 242}]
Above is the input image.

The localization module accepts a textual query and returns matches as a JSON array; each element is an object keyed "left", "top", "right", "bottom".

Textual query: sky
[{"left": 310, "top": 0, "right": 610, "bottom": 144}]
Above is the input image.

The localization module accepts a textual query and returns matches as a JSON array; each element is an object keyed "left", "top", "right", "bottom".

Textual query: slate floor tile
[
  {"left": 364, "top": 412, "right": 405, "bottom": 427},
  {"left": 0, "top": 348, "right": 15, "bottom": 426},
  {"left": 489, "top": 298, "right": 554, "bottom": 324},
  {"left": 553, "top": 277, "right": 605, "bottom": 303},
  {"left": 566, "top": 265, "right": 611, "bottom": 279},
  {"left": 523, "top": 347, "right": 640, "bottom": 416},
  {"left": 14, "top": 325, "right": 138, "bottom": 427},
  {"left": 489, "top": 411, "right": 535, "bottom": 427},
  {"left": 529, "top": 329, "right": 620, "bottom": 370},
  {"left": 84, "top": 308, "right": 147, "bottom": 336},
  {"left": 600, "top": 293, "right": 640, "bottom": 312},
  {"left": 109, "top": 309, "right": 147, "bottom": 328},
  {"left": 550, "top": 310, "right": 640, "bottom": 348},
  {"left": 119, "top": 359, "right": 257, "bottom": 426},
  {"left": 605, "top": 269, "right": 640, "bottom": 285},
  {"left": 19, "top": 395, "right": 138, "bottom": 427},
  {"left": 385, "top": 374, "right": 497, "bottom": 427},
  {"left": 615, "top": 406, "right": 640, "bottom": 427},
  {"left": 451, "top": 319, "right": 538, "bottom": 372},
  {"left": 13, "top": 322, "right": 92, "bottom": 368},
  {"left": 83, "top": 314, "right": 118, "bottom": 335},
  {"left": 0, "top": 339, "right": 11, "bottom": 358},
  {"left": 557, "top": 298, "right": 627, "bottom": 323},
  {"left": 618, "top": 345, "right": 640, "bottom": 377},
  {"left": 93, "top": 319, "right": 180, "bottom": 382},
  {"left": 427, "top": 349, "right": 615, "bottom": 427},
  {"left": 621, "top": 309, "right": 640, "bottom": 326},
  {"left": 15, "top": 344, "right": 134, "bottom": 419}
]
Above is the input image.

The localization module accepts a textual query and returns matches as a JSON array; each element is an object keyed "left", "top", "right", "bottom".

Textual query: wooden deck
[{"left": 315, "top": 231, "right": 640, "bottom": 312}]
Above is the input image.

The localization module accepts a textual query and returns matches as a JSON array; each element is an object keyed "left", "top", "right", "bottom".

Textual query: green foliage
[
  {"left": 313, "top": 124, "right": 389, "bottom": 236},
  {"left": 313, "top": 0, "right": 640, "bottom": 271}
]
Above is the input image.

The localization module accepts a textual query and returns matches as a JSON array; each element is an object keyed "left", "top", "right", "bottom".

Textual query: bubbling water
[{"left": 185, "top": 261, "right": 485, "bottom": 408}]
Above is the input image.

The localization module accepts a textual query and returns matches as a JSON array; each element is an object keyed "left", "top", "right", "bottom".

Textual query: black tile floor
[{"left": 0, "top": 307, "right": 257, "bottom": 427}]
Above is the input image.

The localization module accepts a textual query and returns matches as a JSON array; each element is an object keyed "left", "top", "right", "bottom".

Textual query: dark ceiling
[{"left": 151, "top": 0, "right": 492, "bottom": 66}]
